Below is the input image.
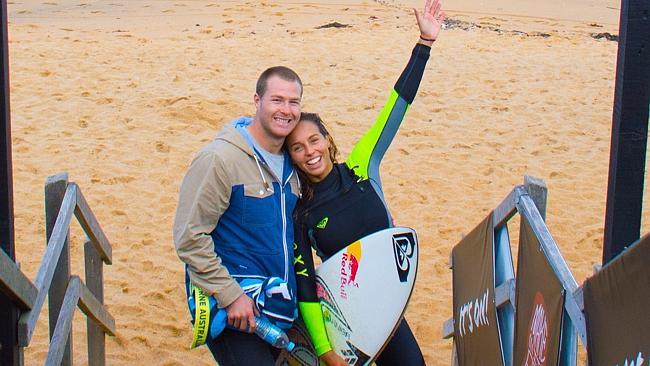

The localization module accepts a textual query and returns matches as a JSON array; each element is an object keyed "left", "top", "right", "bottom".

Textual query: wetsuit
[{"left": 293, "top": 43, "right": 430, "bottom": 365}]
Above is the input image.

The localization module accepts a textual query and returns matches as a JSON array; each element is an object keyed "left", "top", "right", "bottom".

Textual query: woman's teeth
[{"left": 307, "top": 157, "right": 321, "bottom": 166}]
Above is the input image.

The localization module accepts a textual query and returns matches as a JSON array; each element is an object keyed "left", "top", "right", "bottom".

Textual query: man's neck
[{"left": 247, "top": 121, "right": 283, "bottom": 155}]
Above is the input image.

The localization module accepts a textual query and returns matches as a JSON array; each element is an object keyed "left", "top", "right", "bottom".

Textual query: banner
[
  {"left": 452, "top": 212, "right": 504, "bottom": 366},
  {"left": 513, "top": 217, "right": 564, "bottom": 366},
  {"left": 584, "top": 233, "right": 650, "bottom": 366}
]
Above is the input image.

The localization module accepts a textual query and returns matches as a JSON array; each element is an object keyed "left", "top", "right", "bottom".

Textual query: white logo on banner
[
  {"left": 523, "top": 300, "right": 548, "bottom": 366},
  {"left": 616, "top": 351, "right": 645, "bottom": 366},
  {"left": 457, "top": 288, "right": 490, "bottom": 337}
]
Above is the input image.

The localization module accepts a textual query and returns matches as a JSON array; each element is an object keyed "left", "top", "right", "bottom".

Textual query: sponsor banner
[
  {"left": 513, "top": 217, "right": 564, "bottom": 366},
  {"left": 452, "top": 212, "right": 504, "bottom": 366},
  {"left": 584, "top": 233, "right": 650, "bottom": 366}
]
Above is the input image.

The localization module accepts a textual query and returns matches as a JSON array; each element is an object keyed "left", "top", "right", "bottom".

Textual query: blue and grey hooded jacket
[{"left": 173, "top": 117, "right": 300, "bottom": 308}]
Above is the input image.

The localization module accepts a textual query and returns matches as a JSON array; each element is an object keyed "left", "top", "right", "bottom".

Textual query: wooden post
[
  {"left": 494, "top": 226, "right": 515, "bottom": 366},
  {"left": 523, "top": 175, "right": 547, "bottom": 222},
  {"left": 451, "top": 340, "right": 459, "bottom": 366},
  {"left": 85, "top": 240, "right": 105, "bottom": 366},
  {"left": 45, "top": 173, "right": 72, "bottom": 366},
  {"left": 0, "top": 0, "right": 19, "bottom": 364},
  {"left": 603, "top": 0, "right": 650, "bottom": 264}
]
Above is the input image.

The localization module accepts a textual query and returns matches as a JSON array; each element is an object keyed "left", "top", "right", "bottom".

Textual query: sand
[{"left": 6, "top": 0, "right": 637, "bottom": 364}]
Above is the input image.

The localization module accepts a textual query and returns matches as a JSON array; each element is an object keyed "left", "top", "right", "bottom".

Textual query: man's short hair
[{"left": 256, "top": 66, "right": 303, "bottom": 97}]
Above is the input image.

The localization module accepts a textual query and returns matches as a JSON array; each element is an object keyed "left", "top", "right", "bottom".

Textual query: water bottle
[{"left": 255, "top": 316, "right": 295, "bottom": 351}]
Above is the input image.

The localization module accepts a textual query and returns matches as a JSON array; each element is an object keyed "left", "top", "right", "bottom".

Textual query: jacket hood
[
  {"left": 216, "top": 116, "right": 296, "bottom": 184},
  {"left": 215, "top": 116, "right": 255, "bottom": 156}
]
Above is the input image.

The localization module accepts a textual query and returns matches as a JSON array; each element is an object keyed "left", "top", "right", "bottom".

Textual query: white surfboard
[{"left": 277, "top": 227, "right": 419, "bottom": 365}]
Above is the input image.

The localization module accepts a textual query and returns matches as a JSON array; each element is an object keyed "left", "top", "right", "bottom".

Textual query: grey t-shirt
[{"left": 242, "top": 127, "right": 284, "bottom": 180}]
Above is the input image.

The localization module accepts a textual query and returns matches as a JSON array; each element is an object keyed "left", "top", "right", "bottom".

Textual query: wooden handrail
[
  {"left": 443, "top": 177, "right": 585, "bottom": 366},
  {"left": 74, "top": 184, "right": 112, "bottom": 265},
  {"left": 45, "top": 172, "right": 73, "bottom": 365},
  {"left": 45, "top": 276, "right": 115, "bottom": 366},
  {"left": 515, "top": 190, "right": 579, "bottom": 293},
  {"left": 516, "top": 192, "right": 586, "bottom": 345},
  {"left": 2, "top": 173, "right": 114, "bottom": 366},
  {"left": 45, "top": 276, "right": 81, "bottom": 366},
  {"left": 492, "top": 185, "right": 520, "bottom": 229},
  {"left": 17, "top": 177, "right": 116, "bottom": 347},
  {"left": 18, "top": 183, "right": 77, "bottom": 346},
  {"left": 0, "top": 249, "right": 37, "bottom": 310},
  {"left": 491, "top": 176, "right": 547, "bottom": 230},
  {"left": 77, "top": 277, "right": 115, "bottom": 336}
]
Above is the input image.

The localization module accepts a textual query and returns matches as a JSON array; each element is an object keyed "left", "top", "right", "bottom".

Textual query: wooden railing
[
  {"left": 0, "top": 173, "right": 115, "bottom": 365},
  {"left": 442, "top": 176, "right": 585, "bottom": 366}
]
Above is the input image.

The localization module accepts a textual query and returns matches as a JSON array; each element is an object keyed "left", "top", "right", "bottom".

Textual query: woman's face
[{"left": 286, "top": 120, "right": 334, "bottom": 183}]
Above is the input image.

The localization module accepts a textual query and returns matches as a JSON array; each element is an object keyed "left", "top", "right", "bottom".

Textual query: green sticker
[{"left": 316, "top": 217, "right": 329, "bottom": 229}]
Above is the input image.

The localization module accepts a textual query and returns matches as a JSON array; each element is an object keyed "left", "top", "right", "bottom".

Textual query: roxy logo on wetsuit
[{"left": 392, "top": 232, "right": 416, "bottom": 282}]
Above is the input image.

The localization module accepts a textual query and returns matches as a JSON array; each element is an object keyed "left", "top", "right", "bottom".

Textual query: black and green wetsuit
[{"left": 293, "top": 43, "right": 430, "bottom": 364}]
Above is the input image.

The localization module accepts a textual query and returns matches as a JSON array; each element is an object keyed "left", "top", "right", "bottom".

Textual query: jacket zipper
[
  {"left": 280, "top": 184, "right": 288, "bottom": 282},
  {"left": 280, "top": 170, "right": 295, "bottom": 282},
  {"left": 256, "top": 156, "right": 293, "bottom": 283}
]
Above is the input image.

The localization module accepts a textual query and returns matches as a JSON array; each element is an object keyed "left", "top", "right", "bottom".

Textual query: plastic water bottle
[{"left": 255, "top": 317, "right": 295, "bottom": 351}]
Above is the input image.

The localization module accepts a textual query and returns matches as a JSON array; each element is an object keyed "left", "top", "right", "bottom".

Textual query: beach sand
[{"left": 7, "top": 0, "right": 637, "bottom": 364}]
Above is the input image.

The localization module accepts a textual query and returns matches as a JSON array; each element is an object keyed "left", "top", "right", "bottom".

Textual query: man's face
[{"left": 254, "top": 75, "right": 302, "bottom": 140}]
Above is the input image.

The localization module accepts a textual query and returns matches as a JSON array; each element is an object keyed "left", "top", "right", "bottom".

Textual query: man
[{"left": 173, "top": 66, "right": 303, "bottom": 365}]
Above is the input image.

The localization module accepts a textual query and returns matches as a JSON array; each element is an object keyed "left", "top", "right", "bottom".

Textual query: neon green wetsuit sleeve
[
  {"left": 346, "top": 43, "right": 430, "bottom": 184},
  {"left": 299, "top": 302, "right": 332, "bottom": 356},
  {"left": 346, "top": 90, "right": 403, "bottom": 180},
  {"left": 294, "top": 229, "right": 331, "bottom": 355}
]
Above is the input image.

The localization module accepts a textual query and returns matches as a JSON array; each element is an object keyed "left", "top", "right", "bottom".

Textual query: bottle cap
[{"left": 286, "top": 341, "right": 296, "bottom": 352}]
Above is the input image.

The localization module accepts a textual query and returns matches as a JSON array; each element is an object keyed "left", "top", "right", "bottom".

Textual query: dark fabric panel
[
  {"left": 452, "top": 212, "right": 504, "bottom": 366},
  {"left": 584, "top": 233, "right": 650, "bottom": 366},
  {"left": 513, "top": 217, "right": 564, "bottom": 365}
]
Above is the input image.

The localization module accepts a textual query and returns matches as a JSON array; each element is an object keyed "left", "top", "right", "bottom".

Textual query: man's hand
[
  {"left": 414, "top": 0, "right": 445, "bottom": 43},
  {"left": 319, "top": 350, "right": 348, "bottom": 366},
  {"left": 225, "top": 293, "right": 259, "bottom": 333}
]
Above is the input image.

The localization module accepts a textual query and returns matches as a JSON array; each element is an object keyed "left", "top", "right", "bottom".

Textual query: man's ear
[{"left": 254, "top": 93, "right": 261, "bottom": 109}]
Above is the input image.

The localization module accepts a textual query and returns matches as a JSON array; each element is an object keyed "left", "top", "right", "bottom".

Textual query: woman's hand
[
  {"left": 414, "top": 0, "right": 445, "bottom": 45},
  {"left": 319, "top": 350, "right": 348, "bottom": 366}
]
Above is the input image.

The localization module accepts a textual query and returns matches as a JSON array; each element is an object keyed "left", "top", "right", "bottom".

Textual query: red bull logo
[
  {"left": 347, "top": 255, "right": 360, "bottom": 286},
  {"left": 340, "top": 241, "right": 362, "bottom": 299}
]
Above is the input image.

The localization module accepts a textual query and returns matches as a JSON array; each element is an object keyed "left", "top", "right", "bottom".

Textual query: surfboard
[{"left": 276, "top": 226, "right": 419, "bottom": 365}]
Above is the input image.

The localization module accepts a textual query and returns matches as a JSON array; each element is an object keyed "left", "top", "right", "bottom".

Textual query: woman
[{"left": 285, "top": 0, "right": 444, "bottom": 364}]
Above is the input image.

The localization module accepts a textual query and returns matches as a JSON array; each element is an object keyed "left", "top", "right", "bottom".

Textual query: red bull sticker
[
  {"left": 316, "top": 279, "right": 353, "bottom": 341},
  {"left": 339, "top": 241, "right": 362, "bottom": 299},
  {"left": 316, "top": 281, "right": 332, "bottom": 303},
  {"left": 316, "top": 279, "right": 351, "bottom": 330}
]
